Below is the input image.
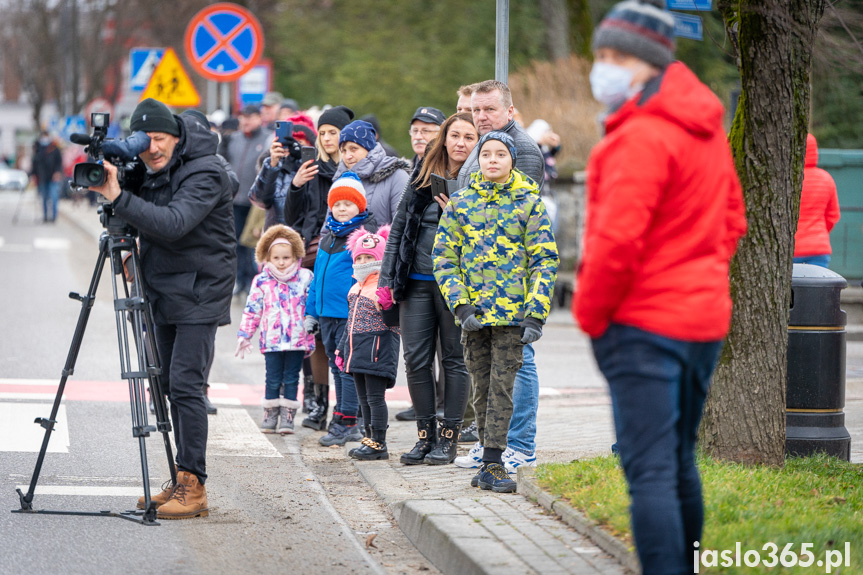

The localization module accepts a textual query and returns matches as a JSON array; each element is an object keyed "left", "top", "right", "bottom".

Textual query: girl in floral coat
[{"left": 236, "top": 225, "right": 315, "bottom": 434}]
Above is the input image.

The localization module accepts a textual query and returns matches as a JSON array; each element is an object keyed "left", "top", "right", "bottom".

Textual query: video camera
[{"left": 70, "top": 113, "right": 146, "bottom": 194}]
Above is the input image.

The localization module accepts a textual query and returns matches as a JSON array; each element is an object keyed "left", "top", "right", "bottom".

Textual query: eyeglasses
[{"left": 408, "top": 128, "right": 440, "bottom": 138}]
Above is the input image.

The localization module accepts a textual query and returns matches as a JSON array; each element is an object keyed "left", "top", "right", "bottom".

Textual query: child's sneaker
[
  {"left": 478, "top": 462, "right": 517, "bottom": 493},
  {"left": 470, "top": 464, "right": 486, "bottom": 487},
  {"left": 458, "top": 421, "right": 478, "bottom": 443},
  {"left": 278, "top": 399, "right": 301, "bottom": 434},
  {"left": 502, "top": 447, "right": 536, "bottom": 474},
  {"left": 343, "top": 424, "right": 363, "bottom": 443},
  {"left": 260, "top": 398, "right": 280, "bottom": 433},
  {"left": 454, "top": 441, "right": 483, "bottom": 468},
  {"left": 319, "top": 422, "right": 348, "bottom": 446}
]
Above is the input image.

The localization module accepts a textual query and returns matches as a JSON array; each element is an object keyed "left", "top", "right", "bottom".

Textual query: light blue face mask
[{"left": 589, "top": 62, "right": 636, "bottom": 109}]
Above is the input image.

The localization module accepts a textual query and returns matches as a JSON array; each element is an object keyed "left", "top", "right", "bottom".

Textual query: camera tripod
[{"left": 13, "top": 212, "right": 176, "bottom": 525}]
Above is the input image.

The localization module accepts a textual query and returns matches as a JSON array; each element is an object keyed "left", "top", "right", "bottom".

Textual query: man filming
[{"left": 90, "top": 98, "right": 236, "bottom": 520}]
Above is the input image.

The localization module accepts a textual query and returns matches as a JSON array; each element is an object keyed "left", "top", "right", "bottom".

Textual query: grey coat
[
  {"left": 456, "top": 120, "right": 545, "bottom": 191},
  {"left": 225, "top": 127, "right": 271, "bottom": 207},
  {"left": 333, "top": 143, "right": 410, "bottom": 225}
]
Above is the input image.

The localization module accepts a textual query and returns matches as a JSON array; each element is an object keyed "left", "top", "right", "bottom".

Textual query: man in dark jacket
[
  {"left": 30, "top": 131, "right": 64, "bottom": 223},
  {"left": 91, "top": 98, "right": 236, "bottom": 520}
]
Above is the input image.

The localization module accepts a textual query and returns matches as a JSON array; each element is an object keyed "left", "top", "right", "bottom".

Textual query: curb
[
  {"left": 351, "top": 457, "right": 529, "bottom": 575},
  {"left": 517, "top": 468, "right": 640, "bottom": 575}
]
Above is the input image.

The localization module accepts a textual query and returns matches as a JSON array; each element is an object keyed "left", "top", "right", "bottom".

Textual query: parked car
[{"left": 0, "top": 163, "right": 29, "bottom": 191}]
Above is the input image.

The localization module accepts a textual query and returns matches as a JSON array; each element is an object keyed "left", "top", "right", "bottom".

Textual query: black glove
[
  {"left": 520, "top": 316, "right": 543, "bottom": 344},
  {"left": 455, "top": 304, "right": 484, "bottom": 332}
]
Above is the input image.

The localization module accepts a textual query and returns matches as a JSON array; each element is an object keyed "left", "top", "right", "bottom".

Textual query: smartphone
[
  {"left": 301, "top": 146, "right": 316, "bottom": 164},
  {"left": 274, "top": 121, "right": 293, "bottom": 144},
  {"left": 431, "top": 173, "right": 448, "bottom": 199}
]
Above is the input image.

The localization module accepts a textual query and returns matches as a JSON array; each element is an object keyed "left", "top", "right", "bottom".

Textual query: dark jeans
[
  {"left": 233, "top": 204, "right": 256, "bottom": 290},
  {"left": 320, "top": 316, "right": 356, "bottom": 417},
  {"left": 592, "top": 323, "right": 722, "bottom": 575},
  {"left": 153, "top": 322, "right": 218, "bottom": 485},
  {"left": 400, "top": 280, "right": 470, "bottom": 424},
  {"left": 354, "top": 372, "right": 390, "bottom": 430},
  {"left": 264, "top": 350, "right": 304, "bottom": 400}
]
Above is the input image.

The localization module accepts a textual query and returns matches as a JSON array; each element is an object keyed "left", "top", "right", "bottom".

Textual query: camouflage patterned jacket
[{"left": 433, "top": 170, "right": 559, "bottom": 327}]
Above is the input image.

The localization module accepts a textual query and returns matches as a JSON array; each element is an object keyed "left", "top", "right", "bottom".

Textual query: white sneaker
[
  {"left": 503, "top": 447, "right": 536, "bottom": 474},
  {"left": 454, "top": 441, "right": 484, "bottom": 468}
]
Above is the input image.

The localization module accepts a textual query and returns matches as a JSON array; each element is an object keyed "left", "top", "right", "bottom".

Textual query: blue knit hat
[
  {"left": 339, "top": 120, "right": 377, "bottom": 151},
  {"left": 592, "top": 0, "right": 676, "bottom": 69},
  {"left": 478, "top": 131, "right": 518, "bottom": 161}
]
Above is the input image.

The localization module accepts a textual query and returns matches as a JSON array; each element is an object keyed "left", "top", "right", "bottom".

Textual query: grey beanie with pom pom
[{"left": 592, "top": 0, "right": 676, "bottom": 69}]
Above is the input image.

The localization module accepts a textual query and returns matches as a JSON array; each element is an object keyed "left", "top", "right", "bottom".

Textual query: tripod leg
[
  {"left": 113, "top": 237, "right": 177, "bottom": 499},
  {"left": 17, "top": 235, "right": 111, "bottom": 510}
]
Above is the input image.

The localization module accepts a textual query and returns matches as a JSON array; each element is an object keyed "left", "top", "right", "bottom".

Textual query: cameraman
[{"left": 90, "top": 98, "right": 236, "bottom": 520}]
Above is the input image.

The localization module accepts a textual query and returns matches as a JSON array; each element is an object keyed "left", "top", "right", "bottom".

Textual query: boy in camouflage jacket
[{"left": 433, "top": 131, "right": 558, "bottom": 492}]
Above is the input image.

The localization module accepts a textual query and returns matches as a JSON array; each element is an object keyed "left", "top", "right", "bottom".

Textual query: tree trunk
[
  {"left": 539, "top": 0, "right": 571, "bottom": 60},
  {"left": 567, "top": 0, "right": 592, "bottom": 59},
  {"left": 701, "top": 0, "right": 825, "bottom": 465}
]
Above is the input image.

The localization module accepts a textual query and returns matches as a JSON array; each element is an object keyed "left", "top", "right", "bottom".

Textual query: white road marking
[
  {"left": 33, "top": 237, "right": 70, "bottom": 251},
  {"left": 0, "top": 403, "right": 69, "bottom": 453},
  {"left": 0, "top": 379, "right": 62, "bottom": 386},
  {"left": 210, "top": 397, "right": 241, "bottom": 405},
  {"left": 0, "top": 393, "right": 57, "bottom": 400},
  {"left": 14, "top": 485, "right": 151, "bottom": 497},
  {"left": 208, "top": 407, "right": 282, "bottom": 458}
]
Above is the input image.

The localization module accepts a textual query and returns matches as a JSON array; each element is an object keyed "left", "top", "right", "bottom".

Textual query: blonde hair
[
  {"left": 316, "top": 126, "right": 341, "bottom": 164},
  {"left": 255, "top": 225, "right": 305, "bottom": 265}
]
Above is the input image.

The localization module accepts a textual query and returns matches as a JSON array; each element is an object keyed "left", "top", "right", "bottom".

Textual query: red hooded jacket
[
  {"left": 574, "top": 62, "right": 747, "bottom": 341},
  {"left": 794, "top": 134, "right": 840, "bottom": 257}
]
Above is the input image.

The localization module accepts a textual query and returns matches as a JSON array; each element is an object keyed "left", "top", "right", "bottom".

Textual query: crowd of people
[
  {"left": 220, "top": 78, "right": 559, "bottom": 495},
  {"left": 81, "top": 0, "right": 841, "bottom": 571}
]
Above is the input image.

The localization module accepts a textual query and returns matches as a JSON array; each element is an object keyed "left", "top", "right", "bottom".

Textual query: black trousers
[
  {"left": 153, "top": 322, "right": 217, "bottom": 484},
  {"left": 353, "top": 372, "right": 391, "bottom": 430},
  {"left": 400, "top": 280, "right": 469, "bottom": 424}
]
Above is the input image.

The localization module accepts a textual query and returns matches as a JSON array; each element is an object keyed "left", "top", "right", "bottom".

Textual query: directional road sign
[
  {"left": 140, "top": 48, "right": 201, "bottom": 107},
  {"left": 184, "top": 3, "right": 264, "bottom": 82},
  {"left": 667, "top": 0, "right": 712, "bottom": 10},
  {"left": 129, "top": 48, "right": 165, "bottom": 92},
  {"left": 672, "top": 12, "right": 704, "bottom": 41}
]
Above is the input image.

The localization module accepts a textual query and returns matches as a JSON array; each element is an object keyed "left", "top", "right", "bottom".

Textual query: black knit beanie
[
  {"left": 130, "top": 98, "right": 180, "bottom": 136},
  {"left": 317, "top": 105, "right": 355, "bottom": 131},
  {"left": 592, "top": 0, "right": 676, "bottom": 69}
]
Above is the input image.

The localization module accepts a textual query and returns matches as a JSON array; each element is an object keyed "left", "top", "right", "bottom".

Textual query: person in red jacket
[
  {"left": 573, "top": 1, "right": 747, "bottom": 573},
  {"left": 793, "top": 133, "right": 840, "bottom": 268}
]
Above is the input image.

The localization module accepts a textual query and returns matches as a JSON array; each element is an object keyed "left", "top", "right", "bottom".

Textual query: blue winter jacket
[{"left": 306, "top": 213, "right": 379, "bottom": 319}]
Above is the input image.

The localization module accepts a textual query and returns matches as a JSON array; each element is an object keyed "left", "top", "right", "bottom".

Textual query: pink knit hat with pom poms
[{"left": 346, "top": 225, "right": 391, "bottom": 262}]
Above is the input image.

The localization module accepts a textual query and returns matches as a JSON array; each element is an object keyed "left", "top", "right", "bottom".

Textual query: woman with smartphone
[{"left": 378, "top": 112, "right": 479, "bottom": 466}]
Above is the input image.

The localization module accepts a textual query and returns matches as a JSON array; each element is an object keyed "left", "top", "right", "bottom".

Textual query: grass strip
[{"left": 535, "top": 453, "right": 863, "bottom": 574}]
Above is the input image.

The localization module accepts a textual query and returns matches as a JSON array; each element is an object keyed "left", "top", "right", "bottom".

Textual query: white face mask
[{"left": 589, "top": 62, "right": 636, "bottom": 109}]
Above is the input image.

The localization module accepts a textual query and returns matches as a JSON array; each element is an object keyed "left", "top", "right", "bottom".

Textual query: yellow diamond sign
[{"left": 140, "top": 48, "right": 200, "bottom": 107}]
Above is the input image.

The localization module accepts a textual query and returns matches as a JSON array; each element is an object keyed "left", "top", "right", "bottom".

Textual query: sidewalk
[{"left": 60, "top": 200, "right": 863, "bottom": 575}]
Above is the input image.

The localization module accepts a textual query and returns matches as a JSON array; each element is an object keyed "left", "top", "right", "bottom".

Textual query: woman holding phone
[{"left": 378, "top": 112, "right": 479, "bottom": 466}]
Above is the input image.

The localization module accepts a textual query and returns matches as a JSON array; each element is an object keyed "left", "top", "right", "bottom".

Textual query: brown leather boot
[
  {"left": 136, "top": 479, "right": 174, "bottom": 510},
  {"left": 156, "top": 471, "right": 209, "bottom": 519}
]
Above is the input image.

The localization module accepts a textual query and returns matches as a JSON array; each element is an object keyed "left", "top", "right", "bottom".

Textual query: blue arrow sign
[
  {"left": 672, "top": 12, "right": 704, "bottom": 41},
  {"left": 129, "top": 48, "right": 164, "bottom": 91},
  {"left": 667, "top": 0, "right": 712, "bottom": 10}
]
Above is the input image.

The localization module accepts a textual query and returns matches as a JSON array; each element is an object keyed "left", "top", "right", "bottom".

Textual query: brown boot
[
  {"left": 136, "top": 479, "right": 174, "bottom": 510},
  {"left": 156, "top": 471, "right": 209, "bottom": 520}
]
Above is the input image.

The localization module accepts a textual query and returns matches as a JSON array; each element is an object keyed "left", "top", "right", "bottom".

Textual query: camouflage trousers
[{"left": 462, "top": 326, "right": 524, "bottom": 451}]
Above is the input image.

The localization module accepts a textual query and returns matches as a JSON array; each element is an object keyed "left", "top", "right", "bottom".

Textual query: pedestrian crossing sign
[{"left": 140, "top": 48, "right": 201, "bottom": 107}]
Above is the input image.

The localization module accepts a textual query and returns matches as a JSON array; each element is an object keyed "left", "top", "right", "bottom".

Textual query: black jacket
[
  {"left": 379, "top": 161, "right": 440, "bottom": 301},
  {"left": 112, "top": 113, "right": 237, "bottom": 326}
]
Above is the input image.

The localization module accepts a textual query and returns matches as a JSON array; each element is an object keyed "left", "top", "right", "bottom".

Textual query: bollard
[{"left": 786, "top": 263, "right": 851, "bottom": 460}]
